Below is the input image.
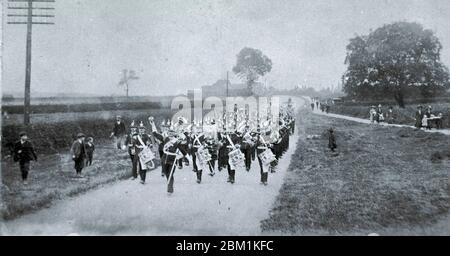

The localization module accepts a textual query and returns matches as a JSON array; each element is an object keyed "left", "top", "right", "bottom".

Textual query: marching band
[{"left": 123, "top": 98, "right": 296, "bottom": 195}]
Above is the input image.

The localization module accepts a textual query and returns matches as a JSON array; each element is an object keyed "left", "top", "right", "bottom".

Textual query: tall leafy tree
[
  {"left": 233, "top": 47, "right": 272, "bottom": 93},
  {"left": 343, "top": 22, "right": 450, "bottom": 107}
]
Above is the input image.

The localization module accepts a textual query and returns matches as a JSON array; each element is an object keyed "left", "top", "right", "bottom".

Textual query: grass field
[
  {"left": 261, "top": 111, "right": 450, "bottom": 235},
  {"left": 1, "top": 108, "right": 172, "bottom": 220},
  {"left": 330, "top": 102, "right": 450, "bottom": 127}
]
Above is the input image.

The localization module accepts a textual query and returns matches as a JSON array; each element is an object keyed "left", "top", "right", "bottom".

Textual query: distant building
[{"left": 201, "top": 79, "right": 253, "bottom": 98}]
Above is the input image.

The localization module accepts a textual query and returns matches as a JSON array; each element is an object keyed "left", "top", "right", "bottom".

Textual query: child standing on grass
[
  {"left": 328, "top": 128, "right": 337, "bottom": 152},
  {"left": 85, "top": 137, "right": 95, "bottom": 166},
  {"left": 422, "top": 115, "right": 429, "bottom": 130}
]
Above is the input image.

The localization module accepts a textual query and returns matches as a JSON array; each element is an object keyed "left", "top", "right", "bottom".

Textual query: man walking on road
[
  {"left": 71, "top": 133, "right": 86, "bottom": 178},
  {"left": 13, "top": 132, "right": 38, "bottom": 185}
]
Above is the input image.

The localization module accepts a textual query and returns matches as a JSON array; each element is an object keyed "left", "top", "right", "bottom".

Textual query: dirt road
[{"left": 1, "top": 97, "right": 303, "bottom": 235}]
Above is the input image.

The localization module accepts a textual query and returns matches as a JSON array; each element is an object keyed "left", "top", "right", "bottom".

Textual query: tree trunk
[
  {"left": 247, "top": 80, "right": 254, "bottom": 95},
  {"left": 394, "top": 90, "right": 405, "bottom": 108}
]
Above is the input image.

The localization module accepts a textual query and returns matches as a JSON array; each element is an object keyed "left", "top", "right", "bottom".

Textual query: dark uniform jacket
[
  {"left": 13, "top": 140, "right": 37, "bottom": 163},
  {"left": 163, "top": 138, "right": 188, "bottom": 166},
  {"left": 205, "top": 139, "right": 218, "bottom": 160},
  {"left": 191, "top": 134, "right": 206, "bottom": 154},
  {"left": 131, "top": 134, "right": 151, "bottom": 156}
]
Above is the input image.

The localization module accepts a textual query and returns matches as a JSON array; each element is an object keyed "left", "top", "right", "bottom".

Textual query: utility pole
[{"left": 7, "top": 0, "right": 55, "bottom": 125}]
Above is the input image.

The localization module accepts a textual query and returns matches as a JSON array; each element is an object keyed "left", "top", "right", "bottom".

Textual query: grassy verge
[
  {"left": 1, "top": 138, "right": 163, "bottom": 221},
  {"left": 329, "top": 103, "right": 450, "bottom": 127},
  {"left": 261, "top": 111, "right": 450, "bottom": 234}
]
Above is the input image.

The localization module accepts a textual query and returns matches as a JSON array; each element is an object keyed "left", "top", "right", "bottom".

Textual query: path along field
[{"left": 261, "top": 108, "right": 450, "bottom": 235}]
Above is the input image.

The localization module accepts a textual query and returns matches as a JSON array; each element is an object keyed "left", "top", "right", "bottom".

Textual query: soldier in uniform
[
  {"left": 241, "top": 129, "right": 254, "bottom": 172},
  {"left": 220, "top": 129, "right": 241, "bottom": 184},
  {"left": 162, "top": 131, "right": 188, "bottom": 194},
  {"left": 125, "top": 123, "right": 138, "bottom": 161},
  {"left": 217, "top": 131, "right": 228, "bottom": 172},
  {"left": 130, "top": 124, "right": 152, "bottom": 184},
  {"left": 149, "top": 118, "right": 166, "bottom": 177},
  {"left": 191, "top": 125, "right": 206, "bottom": 183},
  {"left": 173, "top": 117, "right": 190, "bottom": 169},
  {"left": 256, "top": 129, "right": 272, "bottom": 185},
  {"left": 204, "top": 135, "right": 218, "bottom": 176}
]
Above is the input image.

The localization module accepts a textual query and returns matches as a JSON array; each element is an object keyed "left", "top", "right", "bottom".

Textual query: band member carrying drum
[
  {"left": 256, "top": 129, "right": 276, "bottom": 186},
  {"left": 191, "top": 125, "right": 206, "bottom": 183},
  {"left": 162, "top": 130, "right": 188, "bottom": 194},
  {"left": 129, "top": 124, "right": 152, "bottom": 184}
]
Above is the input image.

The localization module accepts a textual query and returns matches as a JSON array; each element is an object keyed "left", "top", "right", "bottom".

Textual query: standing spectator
[
  {"left": 369, "top": 106, "right": 377, "bottom": 123},
  {"left": 71, "top": 133, "right": 86, "bottom": 178},
  {"left": 111, "top": 115, "right": 127, "bottom": 150},
  {"left": 13, "top": 132, "right": 37, "bottom": 185},
  {"left": 310, "top": 102, "right": 315, "bottom": 111},
  {"left": 325, "top": 104, "right": 330, "bottom": 114},
  {"left": 386, "top": 106, "right": 395, "bottom": 124},
  {"left": 425, "top": 106, "right": 433, "bottom": 130},
  {"left": 85, "top": 137, "right": 95, "bottom": 166},
  {"left": 415, "top": 105, "right": 424, "bottom": 129},
  {"left": 376, "top": 104, "right": 384, "bottom": 123},
  {"left": 328, "top": 128, "right": 337, "bottom": 152}
]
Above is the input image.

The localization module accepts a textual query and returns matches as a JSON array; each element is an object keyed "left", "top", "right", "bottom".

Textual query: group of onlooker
[
  {"left": 12, "top": 130, "right": 96, "bottom": 185},
  {"left": 368, "top": 104, "right": 444, "bottom": 129},
  {"left": 414, "top": 105, "right": 443, "bottom": 130},
  {"left": 70, "top": 133, "right": 96, "bottom": 178},
  {"left": 369, "top": 104, "right": 395, "bottom": 124},
  {"left": 310, "top": 99, "right": 330, "bottom": 113}
]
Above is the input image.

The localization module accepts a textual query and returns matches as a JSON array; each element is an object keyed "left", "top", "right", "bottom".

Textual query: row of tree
[{"left": 119, "top": 22, "right": 450, "bottom": 109}]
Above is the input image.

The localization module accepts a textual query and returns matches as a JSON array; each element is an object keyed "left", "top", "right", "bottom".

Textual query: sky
[{"left": 2, "top": 0, "right": 450, "bottom": 96}]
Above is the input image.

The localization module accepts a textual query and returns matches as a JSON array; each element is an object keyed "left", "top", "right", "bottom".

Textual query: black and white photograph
[{"left": 1, "top": 0, "right": 450, "bottom": 239}]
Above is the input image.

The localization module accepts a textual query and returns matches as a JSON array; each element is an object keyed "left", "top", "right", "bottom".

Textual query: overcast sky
[{"left": 2, "top": 0, "right": 450, "bottom": 96}]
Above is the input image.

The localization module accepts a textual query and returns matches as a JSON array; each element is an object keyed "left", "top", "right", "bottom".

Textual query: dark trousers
[
  {"left": 132, "top": 156, "right": 147, "bottom": 182},
  {"left": 85, "top": 153, "right": 93, "bottom": 166},
  {"left": 227, "top": 163, "right": 235, "bottom": 183},
  {"left": 19, "top": 161, "right": 30, "bottom": 181},
  {"left": 192, "top": 152, "right": 199, "bottom": 171},
  {"left": 243, "top": 148, "right": 252, "bottom": 171},
  {"left": 159, "top": 150, "right": 165, "bottom": 175},
  {"left": 257, "top": 157, "right": 268, "bottom": 183},
  {"left": 131, "top": 154, "right": 139, "bottom": 178},
  {"left": 164, "top": 162, "right": 176, "bottom": 193},
  {"left": 74, "top": 158, "right": 85, "bottom": 174},
  {"left": 196, "top": 169, "right": 203, "bottom": 181},
  {"left": 140, "top": 168, "right": 147, "bottom": 182}
]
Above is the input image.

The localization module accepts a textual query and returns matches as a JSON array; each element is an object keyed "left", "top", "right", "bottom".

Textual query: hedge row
[
  {"left": 2, "top": 110, "right": 173, "bottom": 156},
  {"left": 2, "top": 101, "right": 162, "bottom": 114}
]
